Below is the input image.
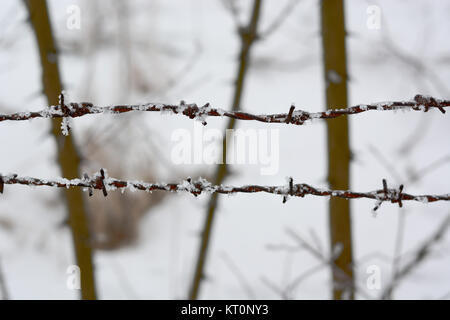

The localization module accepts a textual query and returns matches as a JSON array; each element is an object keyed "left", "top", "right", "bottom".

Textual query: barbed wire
[
  {"left": 0, "top": 95, "right": 447, "bottom": 134},
  {"left": 0, "top": 171, "right": 448, "bottom": 210}
]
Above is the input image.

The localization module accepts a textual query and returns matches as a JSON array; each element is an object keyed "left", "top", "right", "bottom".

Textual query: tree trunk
[
  {"left": 320, "top": 0, "right": 355, "bottom": 299},
  {"left": 189, "top": 0, "right": 263, "bottom": 299},
  {"left": 24, "top": 0, "right": 97, "bottom": 300}
]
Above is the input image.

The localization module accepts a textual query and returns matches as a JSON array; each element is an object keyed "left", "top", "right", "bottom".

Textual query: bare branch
[
  {"left": 285, "top": 229, "right": 364, "bottom": 299},
  {"left": 368, "top": 145, "right": 404, "bottom": 183},
  {"left": 285, "top": 262, "right": 326, "bottom": 297},
  {"left": 189, "top": 0, "right": 263, "bottom": 300},
  {"left": 0, "top": 257, "right": 9, "bottom": 300},
  {"left": 220, "top": 252, "right": 256, "bottom": 299},
  {"left": 407, "top": 155, "right": 450, "bottom": 184},
  {"left": 260, "top": 276, "right": 287, "bottom": 298},
  {"left": 259, "top": 0, "right": 301, "bottom": 39},
  {"left": 381, "top": 214, "right": 450, "bottom": 299},
  {"left": 220, "top": 0, "right": 243, "bottom": 29}
]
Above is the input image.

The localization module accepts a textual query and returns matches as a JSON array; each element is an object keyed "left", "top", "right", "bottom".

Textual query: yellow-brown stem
[
  {"left": 189, "top": 0, "right": 263, "bottom": 300},
  {"left": 321, "top": 0, "right": 355, "bottom": 299},
  {"left": 24, "top": 0, "right": 97, "bottom": 300}
]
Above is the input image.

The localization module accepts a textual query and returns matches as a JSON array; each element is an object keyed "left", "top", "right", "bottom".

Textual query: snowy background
[{"left": 0, "top": 0, "right": 449, "bottom": 299}]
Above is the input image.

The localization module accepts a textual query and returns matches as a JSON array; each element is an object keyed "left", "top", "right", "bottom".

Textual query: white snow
[{"left": 0, "top": 0, "right": 449, "bottom": 301}]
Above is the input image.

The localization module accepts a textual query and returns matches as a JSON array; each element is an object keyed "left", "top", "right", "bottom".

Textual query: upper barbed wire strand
[{"left": 0, "top": 95, "right": 447, "bottom": 127}]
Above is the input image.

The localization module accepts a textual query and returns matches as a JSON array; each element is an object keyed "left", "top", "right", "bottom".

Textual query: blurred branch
[
  {"left": 406, "top": 155, "right": 450, "bottom": 184},
  {"left": 285, "top": 228, "right": 373, "bottom": 299},
  {"left": 220, "top": 0, "right": 243, "bottom": 29},
  {"left": 155, "top": 40, "right": 203, "bottom": 95},
  {"left": 261, "top": 276, "right": 288, "bottom": 299},
  {"left": 110, "top": 259, "right": 139, "bottom": 299},
  {"left": 381, "top": 24, "right": 450, "bottom": 98},
  {"left": 369, "top": 144, "right": 450, "bottom": 299},
  {"left": 259, "top": 0, "right": 301, "bottom": 39},
  {"left": 0, "top": 257, "right": 9, "bottom": 300},
  {"left": 390, "top": 207, "right": 406, "bottom": 300},
  {"left": 285, "top": 262, "right": 326, "bottom": 298},
  {"left": 321, "top": 0, "right": 353, "bottom": 299},
  {"left": 354, "top": 251, "right": 392, "bottom": 265},
  {"left": 373, "top": 4, "right": 450, "bottom": 157},
  {"left": 23, "top": 0, "right": 96, "bottom": 299},
  {"left": 381, "top": 213, "right": 450, "bottom": 299},
  {"left": 368, "top": 145, "right": 404, "bottom": 183},
  {"left": 440, "top": 291, "right": 450, "bottom": 300},
  {"left": 397, "top": 117, "right": 432, "bottom": 157},
  {"left": 188, "top": 0, "right": 263, "bottom": 300},
  {"left": 220, "top": 252, "right": 256, "bottom": 299},
  {"left": 266, "top": 235, "right": 327, "bottom": 298}
]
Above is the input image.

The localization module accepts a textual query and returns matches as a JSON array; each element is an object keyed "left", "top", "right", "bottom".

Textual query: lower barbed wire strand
[{"left": 0, "top": 172, "right": 448, "bottom": 208}]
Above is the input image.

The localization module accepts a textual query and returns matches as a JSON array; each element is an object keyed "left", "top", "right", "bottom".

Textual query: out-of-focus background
[{"left": 0, "top": 0, "right": 449, "bottom": 299}]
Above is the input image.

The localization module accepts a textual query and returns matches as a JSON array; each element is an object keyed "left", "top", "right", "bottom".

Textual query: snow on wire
[
  {"left": 0, "top": 94, "right": 448, "bottom": 136},
  {"left": 0, "top": 170, "right": 448, "bottom": 210}
]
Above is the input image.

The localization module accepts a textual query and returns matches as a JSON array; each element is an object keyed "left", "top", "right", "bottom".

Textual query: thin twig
[
  {"left": 220, "top": 252, "right": 256, "bottom": 299},
  {"left": 220, "top": 0, "right": 243, "bottom": 29},
  {"left": 269, "top": 229, "right": 374, "bottom": 299},
  {"left": 285, "top": 262, "right": 327, "bottom": 297},
  {"left": 285, "top": 228, "right": 372, "bottom": 299},
  {"left": 110, "top": 259, "right": 139, "bottom": 299},
  {"left": 407, "top": 155, "right": 450, "bottom": 184},
  {"left": 0, "top": 257, "right": 9, "bottom": 300},
  {"left": 368, "top": 145, "right": 404, "bottom": 183},
  {"left": 389, "top": 208, "right": 407, "bottom": 300},
  {"left": 381, "top": 213, "right": 450, "bottom": 299},
  {"left": 23, "top": 0, "right": 96, "bottom": 300},
  {"left": 259, "top": 0, "right": 301, "bottom": 39},
  {"left": 189, "top": 0, "right": 263, "bottom": 300},
  {"left": 321, "top": 0, "right": 353, "bottom": 300},
  {"left": 260, "top": 276, "right": 286, "bottom": 298},
  {"left": 440, "top": 290, "right": 450, "bottom": 300}
]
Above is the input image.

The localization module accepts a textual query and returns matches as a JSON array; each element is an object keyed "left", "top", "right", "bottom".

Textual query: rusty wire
[
  {"left": 0, "top": 94, "right": 447, "bottom": 128},
  {"left": 0, "top": 171, "right": 448, "bottom": 210}
]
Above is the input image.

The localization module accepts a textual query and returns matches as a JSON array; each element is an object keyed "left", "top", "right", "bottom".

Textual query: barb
[
  {"left": 0, "top": 176, "right": 4, "bottom": 194},
  {"left": 0, "top": 95, "right": 447, "bottom": 129},
  {"left": 373, "top": 179, "right": 404, "bottom": 212},
  {"left": 59, "top": 92, "right": 71, "bottom": 136},
  {"left": 282, "top": 177, "right": 295, "bottom": 203},
  {"left": 0, "top": 171, "right": 448, "bottom": 208},
  {"left": 99, "top": 168, "right": 108, "bottom": 197}
]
